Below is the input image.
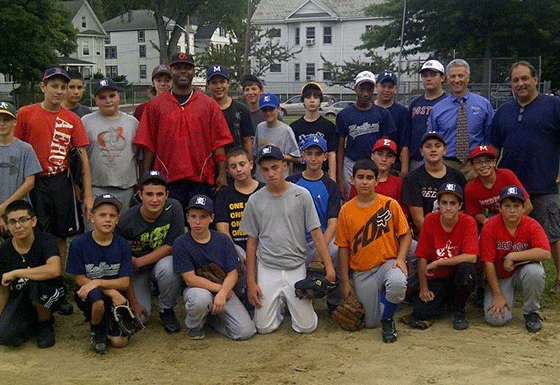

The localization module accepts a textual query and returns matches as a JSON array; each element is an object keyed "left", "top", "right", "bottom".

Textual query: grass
[{"left": 540, "top": 258, "right": 559, "bottom": 309}]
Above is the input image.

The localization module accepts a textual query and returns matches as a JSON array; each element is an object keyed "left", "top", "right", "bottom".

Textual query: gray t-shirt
[
  {"left": 0, "top": 139, "right": 42, "bottom": 204},
  {"left": 82, "top": 111, "right": 139, "bottom": 189},
  {"left": 240, "top": 183, "right": 321, "bottom": 269}
]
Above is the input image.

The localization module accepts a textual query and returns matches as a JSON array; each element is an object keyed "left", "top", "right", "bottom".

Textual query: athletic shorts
[
  {"left": 529, "top": 193, "right": 560, "bottom": 243},
  {"left": 75, "top": 288, "right": 125, "bottom": 336},
  {"left": 31, "top": 173, "right": 82, "bottom": 238}
]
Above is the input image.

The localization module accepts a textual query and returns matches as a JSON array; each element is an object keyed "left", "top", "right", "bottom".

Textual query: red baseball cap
[
  {"left": 468, "top": 145, "right": 497, "bottom": 160},
  {"left": 372, "top": 138, "right": 397, "bottom": 155}
]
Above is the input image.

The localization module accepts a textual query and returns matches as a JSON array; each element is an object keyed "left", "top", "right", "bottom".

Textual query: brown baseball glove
[
  {"left": 331, "top": 295, "right": 365, "bottom": 331},
  {"left": 195, "top": 262, "right": 227, "bottom": 284}
]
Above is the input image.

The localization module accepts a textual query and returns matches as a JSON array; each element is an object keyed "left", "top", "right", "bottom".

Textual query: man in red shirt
[
  {"left": 134, "top": 53, "right": 233, "bottom": 209},
  {"left": 480, "top": 185, "right": 550, "bottom": 332},
  {"left": 409, "top": 183, "right": 477, "bottom": 330}
]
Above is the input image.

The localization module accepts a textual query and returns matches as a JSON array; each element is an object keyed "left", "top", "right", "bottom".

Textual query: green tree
[
  {"left": 320, "top": 53, "right": 396, "bottom": 90},
  {"left": 0, "top": 0, "right": 77, "bottom": 82}
]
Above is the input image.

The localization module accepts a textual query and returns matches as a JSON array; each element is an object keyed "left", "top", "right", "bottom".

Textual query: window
[
  {"left": 139, "top": 45, "right": 146, "bottom": 58},
  {"left": 106, "top": 66, "right": 118, "bottom": 78},
  {"left": 140, "top": 65, "right": 147, "bottom": 79},
  {"left": 219, "top": 27, "right": 227, "bottom": 37},
  {"left": 306, "top": 63, "right": 315, "bottom": 80},
  {"left": 105, "top": 35, "right": 110, "bottom": 44},
  {"left": 294, "top": 63, "right": 300, "bottom": 81},
  {"left": 306, "top": 27, "right": 315, "bottom": 45},
  {"left": 295, "top": 27, "right": 300, "bottom": 45},
  {"left": 323, "top": 26, "right": 332, "bottom": 44},
  {"left": 138, "top": 30, "right": 145, "bottom": 42},
  {"left": 323, "top": 69, "right": 332, "bottom": 81},
  {"left": 105, "top": 46, "right": 117, "bottom": 59},
  {"left": 270, "top": 64, "right": 281, "bottom": 73},
  {"left": 82, "top": 42, "right": 89, "bottom": 56},
  {"left": 365, "top": 25, "right": 373, "bottom": 32},
  {"left": 269, "top": 28, "right": 281, "bottom": 38},
  {"left": 82, "top": 16, "right": 86, "bottom": 28}
]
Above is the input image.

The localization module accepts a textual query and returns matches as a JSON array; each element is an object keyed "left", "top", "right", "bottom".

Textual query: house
[
  {"left": 102, "top": 10, "right": 195, "bottom": 84},
  {"left": 251, "top": 0, "right": 388, "bottom": 97},
  {"left": 194, "top": 22, "right": 236, "bottom": 57}
]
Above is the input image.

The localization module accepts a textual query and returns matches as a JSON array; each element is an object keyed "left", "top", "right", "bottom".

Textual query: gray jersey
[
  {"left": 82, "top": 111, "right": 139, "bottom": 189},
  {"left": 240, "top": 183, "right": 321, "bottom": 270},
  {"left": 253, "top": 121, "right": 300, "bottom": 182},
  {"left": 0, "top": 139, "right": 42, "bottom": 204}
]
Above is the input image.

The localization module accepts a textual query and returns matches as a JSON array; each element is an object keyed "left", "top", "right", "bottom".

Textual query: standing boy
[
  {"left": 240, "top": 145, "right": 336, "bottom": 334},
  {"left": 62, "top": 70, "right": 92, "bottom": 118},
  {"left": 66, "top": 194, "right": 132, "bottom": 354},
  {"left": 173, "top": 195, "right": 256, "bottom": 340},
  {"left": 480, "top": 185, "right": 551, "bottom": 332}
]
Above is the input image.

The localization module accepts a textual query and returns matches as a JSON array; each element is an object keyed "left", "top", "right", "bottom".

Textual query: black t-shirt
[
  {"left": 290, "top": 116, "right": 338, "bottom": 174},
  {"left": 222, "top": 100, "right": 254, "bottom": 151},
  {"left": 214, "top": 182, "right": 264, "bottom": 250}
]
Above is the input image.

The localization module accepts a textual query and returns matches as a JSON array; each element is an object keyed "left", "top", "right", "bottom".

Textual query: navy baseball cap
[
  {"left": 94, "top": 78, "right": 119, "bottom": 96},
  {"left": 0, "top": 101, "right": 16, "bottom": 119},
  {"left": 139, "top": 170, "right": 168, "bottom": 187},
  {"left": 499, "top": 185, "right": 525, "bottom": 203},
  {"left": 377, "top": 70, "right": 397, "bottom": 84},
  {"left": 259, "top": 93, "right": 280, "bottom": 110},
  {"left": 93, "top": 193, "right": 122, "bottom": 212},
  {"left": 257, "top": 145, "right": 284, "bottom": 163},
  {"left": 169, "top": 52, "right": 195, "bottom": 67},
  {"left": 187, "top": 194, "right": 213, "bottom": 214},
  {"left": 437, "top": 183, "right": 464, "bottom": 201},
  {"left": 152, "top": 64, "right": 172, "bottom": 79},
  {"left": 207, "top": 65, "right": 230, "bottom": 82},
  {"left": 300, "top": 134, "right": 327, "bottom": 152},
  {"left": 421, "top": 131, "right": 446, "bottom": 146},
  {"left": 43, "top": 67, "right": 70, "bottom": 82},
  {"left": 240, "top": 74, "right": 264, "bottom": 88}
]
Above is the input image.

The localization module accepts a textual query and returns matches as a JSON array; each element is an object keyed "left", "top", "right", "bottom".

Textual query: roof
[
  {"left": 102, "top": 9, "right": 176, "bottom": 32},
  {"left": 79, "top": 29, "right": 106, "bottom": 37},
  {"left": 58, "top": 57, "right": 95, "bottom": 65},
  {"left": 252, "top": 0, "right": 381, "bottom": 22},
  {"left": 195, "top": 24, "right": 218, "bottom": 40},
  {"left": 62, "top": 0, "right": 83, "bottom": 18}
]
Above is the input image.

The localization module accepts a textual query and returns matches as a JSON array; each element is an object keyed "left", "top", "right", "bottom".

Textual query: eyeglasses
[
  {"left": 518, "top": 106, "right": 525, "bottom": 122},
  {"left": 472, "top": 158, "right": 495, "bottom": 166},
  {"left": 6, "top": 217, "right": 32, "bottom": 226}
]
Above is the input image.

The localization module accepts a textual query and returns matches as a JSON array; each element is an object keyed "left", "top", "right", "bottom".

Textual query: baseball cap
[
  {"left": 257, "top": 145, "right": 284, "bottom": 163},
  {"left": 300, "top": 134, "right": 327, "bottom": 152},
  {"left": 420, "top": 60, "right": 445, "bottom": 75},
  {"left": 0, "top": 101, "right": 16, "bottom": 119},
  {"left": 499, "top": 185, "right": 525, "bottom": 203},
  {"left": 468, "top": 145, "right": 497, "bottom": 160},
  {"left": 169, "top": 52, "right": 195, "bottom": 67},
  {"left": 259, "top": 93, "right": 280, "bottom": 110},
  {"left": 437, "top": 182, "right": 464, "bottom": 201},
  {"left": 43, "top": 67, "right": 70, "bottom": 82},
  {"left": 372, "top": 138, "right": 397, "bottom": 155},
  {"left": 152, "top": 64, "right": 172, "bottom": 79},
  {"left": 207, "top": 65, "right": 230, "bottom": 82},
  {"left": 240, "top": 74, "right": 264, "bottom": 88},
  {"left": 93, "top": 78, "right": 119, "bottom": 96},
  {"left": 301, "top": 82, "right": 323, "bottom": 94},
  {"left": 186, "top": 194, "right": 213, "bottom": 214},
  {"left": 355, "top": 71, "right": 376, "bottom": 87},
  {"left": 421, "top": 131, "right": 446, "bottom": 146},
  {"left": 376, "top": 70, "right": 397, "bottom": 84},
  {"left": 93, "top": 193, "right": 122, "bottom": 212},
  {"left": 138, "top": 170, "right": 168, "bottom": 187}
]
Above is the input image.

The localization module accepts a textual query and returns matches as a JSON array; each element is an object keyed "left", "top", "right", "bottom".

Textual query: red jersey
[
  {"left": 464, "top": 168, "right": 529, "bottom": 217},
  {"left": 479, "top": 215, "right": 550, "bottom": 279},
  {"left": 348, "top": 174, "right": 407, "bottom": 214},
  {"left": 15, "top": 103, "right": 89, "bottom": 177},
  {"left": 133, "top": 91, "right": 233, "bottom": 184},
  {"left": 416, "top": 212, "right": 478, "bottom": 279}
]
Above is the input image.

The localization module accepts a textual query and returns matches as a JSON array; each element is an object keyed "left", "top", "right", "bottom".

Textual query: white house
[
  {"left": 194, "top": 22, "right": 237, "bottom": 57},
  {"left": 251, "top": 0, "right": 388, "bottom": 97},
  {"left": 102, "top": 10, "right": 195, "bottom": 84}
]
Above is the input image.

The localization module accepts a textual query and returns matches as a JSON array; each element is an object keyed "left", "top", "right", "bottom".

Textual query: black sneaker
[
  {"left": 381, "top": 318, "right": 397, "bottom": 343},
  {"left": 58, "top": 300, "right": 74, "bottom": 316},
  {"left": 159, "top": 308, "right": 181, "bottom": 334},
  {"left": 37, "top": 319, "right": 56, "bottom": 348},
  {"left": 186, "top": 328, "right": 205, "bottom": 340},
  {"left": 524, "top": 312, "right": 543, "bottom": 333},
  {"left": 452, "top": 310, "right": 468, "bottom": 330},
  {"left": 90, "top": 325, "right": 107, "bottom": 354}
]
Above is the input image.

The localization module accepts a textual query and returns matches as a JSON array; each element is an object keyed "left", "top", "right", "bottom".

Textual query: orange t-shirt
[
  {"left": 335, "top": 194, "right": 409, "bottom": 271},
  {"left": 15, "top": 104, "right": 89, "bottom": 177}
]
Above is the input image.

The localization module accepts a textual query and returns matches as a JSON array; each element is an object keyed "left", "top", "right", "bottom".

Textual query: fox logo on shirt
[{"left": 352, "top": 201, "right": 392, "bottom": 254}]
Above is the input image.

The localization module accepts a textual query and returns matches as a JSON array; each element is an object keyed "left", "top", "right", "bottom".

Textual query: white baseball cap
[
  {"left": 354, "top": 71, "right": 376, "bottom": 87},
  {"left": 420, "top": 60, "right": 445, "bottom": 74}
]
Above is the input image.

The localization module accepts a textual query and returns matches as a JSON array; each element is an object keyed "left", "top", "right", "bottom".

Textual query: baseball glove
[
  {"left": 111, "top": 301, "right": 145, "bottom": 337},
  {"left": 294, "top": 262, "right": 338, "bottom": 300},
  {"left": 195, "top": 262, "right": 227, "bottom": 284},
  {"left": 331, "top": 295, "right": 365, "bottom": 331}
]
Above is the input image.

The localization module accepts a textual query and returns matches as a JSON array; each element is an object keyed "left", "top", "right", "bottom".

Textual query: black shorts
[
  {"left": 75, "top": 288, "right": 124, "bottom": 336},
  {"left": 31, "top": 173, "right": 83, "bottom": 238}
]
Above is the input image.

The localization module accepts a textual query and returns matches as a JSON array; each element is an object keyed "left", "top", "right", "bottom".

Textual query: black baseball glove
[
  {"left": 294, "top": 262, "right": 338, "bottom": 300},
  {"left": 111, "top": 301, "right": 145, "bottom": 337}
]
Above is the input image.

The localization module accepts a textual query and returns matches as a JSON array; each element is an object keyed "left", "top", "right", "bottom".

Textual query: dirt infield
[{"left": 1, "top": 299, "right": 559, "bottom": 385}]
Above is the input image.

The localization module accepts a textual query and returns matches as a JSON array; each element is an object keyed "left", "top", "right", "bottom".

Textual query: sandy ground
[{"left": 1, "top": 299, "right": 559, "bottom": 385}]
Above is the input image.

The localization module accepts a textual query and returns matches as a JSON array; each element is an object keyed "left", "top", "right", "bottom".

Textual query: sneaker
[
  {"left": 159, "top": 308, "right": 181, "bottom": 334},
  {"left": 90, "top": 325, "right": 107, "bottom": 354},
  {"left": 524, "top": 312, "right": 543, "bottom": 333},
  {"left": 37, "top": 319, "right": 56, "bottom": 348},
  {"left": 452, "top": 310, "right": 468, "bottom": 330},
  {"left": 550, "top": 280, "right": 560, "bottom": 294},
  {"left": 381, "top": 318, "right": 397, "bottom": 343},
  {"left": 58, "top": 301, "right": 74, "bottom": 316},
  {"left": 187, "top": 328, "right": 205, "bottom": 340}
]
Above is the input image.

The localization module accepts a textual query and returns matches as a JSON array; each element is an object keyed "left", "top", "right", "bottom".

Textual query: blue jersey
[
  {"left": 409, "top": 94, "right": 447, "bottom": 161},
  {"left": 387, "top": 102, "right": 411, "bottom": 151}
]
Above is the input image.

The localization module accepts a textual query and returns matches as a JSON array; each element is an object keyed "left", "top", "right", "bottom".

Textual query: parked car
[
  {"left": 279, "top": 95, "right": 336, "bottom": 116},
  {"left": 319, "top": 101, "right": 354, "bottom": 118}
]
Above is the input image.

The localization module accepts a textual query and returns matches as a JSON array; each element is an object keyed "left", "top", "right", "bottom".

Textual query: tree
[
  {"left": 320, "top": 53, "right": 396, "bottom": 90},
  {"left": 0, "top": 0, "right": 77, "bottom": 83}
]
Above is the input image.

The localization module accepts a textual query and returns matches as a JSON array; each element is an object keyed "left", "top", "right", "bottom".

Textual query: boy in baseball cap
[
  {"left": 133, "top": 64, "right": 172, "bottom": 120},
  {"left": 480, "top": 185, "right": 550, "bottom": 332},
  {"left": 62, "top": 70, "right": 92, "bottom": 118},
  {"left": 173, "top": 194, "right": 256, "bottom": 340}
]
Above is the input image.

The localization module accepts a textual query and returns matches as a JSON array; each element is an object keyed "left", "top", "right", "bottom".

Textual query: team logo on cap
[
  {"left": 383, "top": 139, "right": 391, "bottom": 146},
  {"left": 100, "top": 79, "right": 108, "bottom": 87},
  {"left": 195, "top": 196, "right": 206, "bottom": 205},
  {"left": 102, "top": 194, "right": 112, "bottom": 199},
  {"left": 213, "top": 66, "right": 221, "bottom": 72},
  {"left": 262, "top": 146, "right": 272, "bottom": 154},
  {"left": 479, "top": 145, "right": 488, "bottom": 150},
  {"left": 178, "top": 52, "right": 187, "bottom": 60},
  {"left": 445, "top": 183, "right": 456, "bottom": 191},
  {"left": 149, "top": 171, "right": 159, "bottom": 176},
  {"left": 507, "top": 187, "right": 517, "bottom": 194},
  {"left": 263, "top": 95, "right": 270, "bottom": 102},
  {"left": 0, "top": 102, "right": 8, "bottom": 109}
]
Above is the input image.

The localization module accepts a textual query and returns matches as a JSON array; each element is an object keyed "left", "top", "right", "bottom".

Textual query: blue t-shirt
[
  {"left": 66, "top": 232, "right": 132, "bottom": 279},
  {"left": 428, "top": 91, "right": 493, "bottom": 157},
  {"left": 491, "top": 94, "right": 560, "bottom": 195},
  {"left": 387, "top": 102, "right": 411, "bottom": 151},
  {"left": 173, "top": 230, "right": 240, "bottom": 274},
  {"left": 336, "top": 103, "right": 396, "bottom": 161},
  {"left": 286, "top": 173, "right": 340, "bottom": 241},
  {"left": 409, "top": 93, "right": 447, "bottom": 161}
]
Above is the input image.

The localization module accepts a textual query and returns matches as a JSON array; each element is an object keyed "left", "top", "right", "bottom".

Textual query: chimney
[{"left": 128, "top": 10, "right": 133, "bottom": 22}]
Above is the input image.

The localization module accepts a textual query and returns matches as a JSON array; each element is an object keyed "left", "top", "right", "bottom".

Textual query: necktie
[{"left": 456, "top": 97, "right": 469, "bottom": 162}]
